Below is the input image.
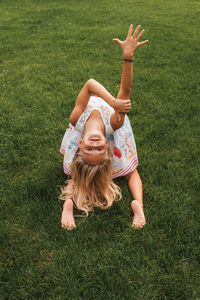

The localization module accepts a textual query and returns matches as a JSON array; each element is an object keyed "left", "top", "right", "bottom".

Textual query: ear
[{"left": 78, "top": 138, "right": 83, "bottom": 148}]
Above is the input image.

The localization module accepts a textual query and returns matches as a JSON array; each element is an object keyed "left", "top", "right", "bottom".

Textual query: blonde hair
[{"left": 59, "top": 149, "right": 121, "bottom": 217}]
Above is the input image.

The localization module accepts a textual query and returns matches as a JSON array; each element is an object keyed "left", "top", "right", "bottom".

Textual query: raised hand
[{"left": 113, "top": 24, "right": 148, "bottom": 58}]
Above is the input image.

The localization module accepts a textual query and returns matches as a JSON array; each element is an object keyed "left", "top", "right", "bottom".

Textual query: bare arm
[
  {"left": 111, "top": 24, "right": 148, "bottom": 130},
  {"left": 69, "top": 79, "right": 130, "bottom": 126}
]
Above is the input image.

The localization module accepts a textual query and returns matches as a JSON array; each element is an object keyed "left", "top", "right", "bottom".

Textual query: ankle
[
  {"left": 63, "top": 199, "right": 73, "bottom": 210},
  {"left": 131, "top": 200, "right": 143, "bottom": 210}
]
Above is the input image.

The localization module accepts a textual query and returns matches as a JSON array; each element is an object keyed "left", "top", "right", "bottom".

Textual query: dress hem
[{"left": 61, "top": 151, "right": 138, "bottom": 179}]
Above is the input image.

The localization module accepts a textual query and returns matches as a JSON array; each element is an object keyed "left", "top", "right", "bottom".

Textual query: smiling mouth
[{"left": 89, "top": 137, "right": 101, "bottom": 141}]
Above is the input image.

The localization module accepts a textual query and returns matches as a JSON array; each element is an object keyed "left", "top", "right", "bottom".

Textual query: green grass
[{"left": 0, "top": 0, "right": 199, "bottom": 299}]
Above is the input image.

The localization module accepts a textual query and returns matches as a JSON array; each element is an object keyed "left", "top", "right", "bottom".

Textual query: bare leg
[
  {"left": 61, "top": 199, "right": 76, "bottom": 230},
  {"left": 126, "top": 169, "right": 146, "bottom": 228}
]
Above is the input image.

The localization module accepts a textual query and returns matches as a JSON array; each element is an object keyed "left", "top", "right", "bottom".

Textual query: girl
[{"left": 59, "top": 24, "right": 148, "bottom": 230}]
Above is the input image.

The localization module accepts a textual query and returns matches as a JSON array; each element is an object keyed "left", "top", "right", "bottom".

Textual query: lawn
[{"left": 0, "top": 0, "right": 199, "bottom": 299}]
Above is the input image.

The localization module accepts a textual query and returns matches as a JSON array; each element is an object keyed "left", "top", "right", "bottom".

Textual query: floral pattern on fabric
[{"left": 60, "top": 96, "right": 138, "bottom": 178}]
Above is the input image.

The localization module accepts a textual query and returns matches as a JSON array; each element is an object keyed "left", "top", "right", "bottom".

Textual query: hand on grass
[{"left": 113, "top": 24, "right": 148, "bottom": 58}]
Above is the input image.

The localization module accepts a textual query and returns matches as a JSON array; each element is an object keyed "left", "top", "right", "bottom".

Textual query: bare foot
[
  {"left": 61, "top": 199, "right": 76, "bottom": 230},
  {"left": 131, "top": 200, "right": 146, "bottom": 229}
]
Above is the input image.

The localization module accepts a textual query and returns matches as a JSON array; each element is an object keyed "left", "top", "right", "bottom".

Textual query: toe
[{"left": 132, "top": 219, "right": 146, "bottom": 229}]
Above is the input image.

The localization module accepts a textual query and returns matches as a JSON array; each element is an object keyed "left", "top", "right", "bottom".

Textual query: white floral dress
[{"left": 60, "top": 96, "right": 138, "bottom": 178}]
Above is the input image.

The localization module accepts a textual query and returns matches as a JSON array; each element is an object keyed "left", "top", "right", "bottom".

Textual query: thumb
[{"left": 112, "top": 38, "right": 121, "bottom": 46}]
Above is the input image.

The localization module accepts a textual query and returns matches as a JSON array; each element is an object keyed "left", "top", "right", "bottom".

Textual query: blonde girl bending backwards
[{"left": 59, "top": 24, "right": 148, "bottom": 230}]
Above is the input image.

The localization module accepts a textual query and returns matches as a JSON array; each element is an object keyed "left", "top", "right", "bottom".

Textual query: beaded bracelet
[{"left": 123, "top": 58, "right": 134, "bottom": 62}]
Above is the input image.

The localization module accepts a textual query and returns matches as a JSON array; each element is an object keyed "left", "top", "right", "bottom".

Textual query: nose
[{"left": 89, "top": 140, "right": 106, "bottom": 147}]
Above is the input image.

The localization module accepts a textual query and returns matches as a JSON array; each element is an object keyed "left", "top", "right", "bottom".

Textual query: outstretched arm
[
  {"left": 111, "top": 24, "right": 148, "bottom": 130},
  {"left": 69, "top": 79, "right": 130, "bottom": 126}
]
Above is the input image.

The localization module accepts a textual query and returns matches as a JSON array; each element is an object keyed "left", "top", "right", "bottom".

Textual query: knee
[
  {"left": 126, "top": 169, "right": 142, "bottom": 184},
  {"left": 126, "top": 168, "right": 138, "bottom": 179}
]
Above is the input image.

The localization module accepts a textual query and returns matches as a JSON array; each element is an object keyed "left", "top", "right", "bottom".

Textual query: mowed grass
[{"left": 0, "top": 0, "right": 199, "bottom": 299}]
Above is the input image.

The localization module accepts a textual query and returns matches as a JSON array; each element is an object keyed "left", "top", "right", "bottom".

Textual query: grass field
[{"left": 1, "top": 0, "right": 200, "bottom": 299}]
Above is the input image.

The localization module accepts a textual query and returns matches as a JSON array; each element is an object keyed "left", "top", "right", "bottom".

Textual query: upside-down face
[{"left": 78, "top": 131, "right": 108, "bottom": 165}]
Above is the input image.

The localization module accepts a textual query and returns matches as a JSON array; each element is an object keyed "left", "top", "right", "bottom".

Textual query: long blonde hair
[{"left": 59, "top": 149, "right": 121, "bottom": 217}]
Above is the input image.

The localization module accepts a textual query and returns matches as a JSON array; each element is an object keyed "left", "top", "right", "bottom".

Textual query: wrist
[
  {"left": 123, "top": 57, "right": 134, "bottom": 62},
  {"left": 108, "top": 96, "right": 117, "bottom": 109}
]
